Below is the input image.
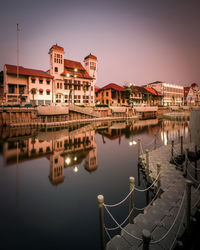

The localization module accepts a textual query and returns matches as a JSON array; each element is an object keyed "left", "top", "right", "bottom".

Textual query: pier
[{"left": 98, "top": 138, "right": 200, "bottom": 249}]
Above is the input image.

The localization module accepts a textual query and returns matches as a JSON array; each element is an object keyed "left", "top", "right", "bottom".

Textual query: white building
[
  {"left": 49, "top": 44, "right": 97, "bottom": 105},
  {"left": 3, "top": 64, "right": 53, "bottom": 105},
  {"left": 147, "top": 81, "right": 184, "bottom": 106}
]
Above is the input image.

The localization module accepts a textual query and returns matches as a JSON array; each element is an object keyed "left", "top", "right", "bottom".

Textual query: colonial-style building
[
  {"left": 2, "top": 44, "right": 97, "bottom": 106},
  {"left": 3, "top": 64, "right": 53, "bottom": 105},
  {"left": 49, "top": 44, "right": 97, "bottom": 105},
  {"left": 95, "top": 83, "right": 127, "bottom": 106},
  {"left": 147, "top": 81, "right": 184, "bottom": 106},
  {"left": 129, "top": 86, "right": 162, "bottom": 106}
]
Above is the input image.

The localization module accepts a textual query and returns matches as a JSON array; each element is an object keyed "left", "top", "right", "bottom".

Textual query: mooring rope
[
  {"left": 103, "top": 205, "right": 143, "bottom": 241},
  {"left": 104, "top": 189, "right": 133, "bottom": 208},
  {"left": 151, "top": 191, "right": 186, "bottom": 244}
]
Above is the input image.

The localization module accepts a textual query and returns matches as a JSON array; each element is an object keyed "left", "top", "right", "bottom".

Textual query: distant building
[
  {"left": 147, "top": 81, "right": 184, "bottom": 106},
  {"left": 129, "top": 86, "right": 162, "bottom": 106},
  {"left": 49, "top": 44, "right": 97, "bottom": 105},
  {"left": 3, "top": 64, "right": 53, "bottom": 105},
  {"left": 184, "top": 83, "right": 199, "bottom": 106}
]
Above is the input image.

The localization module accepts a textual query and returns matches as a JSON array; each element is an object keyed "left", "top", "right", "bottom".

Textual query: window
[
  {"left": 106, "top": 92, "right": 109, "bottom": 96},
  {"left": 91, "top": 86, "right": 93, "bottom": 91},
  {"left": 39, "top": 79, "right": 43, "bottom": 84},
  {"left": 31, "top": 78, "right": 36, "bottom": 83},
  {"left": 55, "top": 67, "right": 58, "bottom": 72},
  {"left": 46, "top": 90, "right": 50, "bottom": 95},
  {"left": 57, "top": 82, "right": 59, "bottom": 89},
  {"left": 39, "top": 90, "right": 43, "bottom": 95},
  {"left": 60, "top": 83, "right": 62, "bottom": 89},
  {"left": 47, "top": 80, "right": 50, "bottom": 85}
]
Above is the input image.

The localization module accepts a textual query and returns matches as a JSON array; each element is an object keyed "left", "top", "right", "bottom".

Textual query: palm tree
[
  {"left": 69, "top": 88, "right": 73, "bottom": 104},
  {"left": 30, "top": 88, "right": 37, "bottom": 106},
  {"left": 82, "top": 82, "right": 86, "bottom": 105}
]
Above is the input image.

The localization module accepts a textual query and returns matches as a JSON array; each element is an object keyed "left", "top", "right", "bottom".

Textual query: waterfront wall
[{"left": 190, "top": 109, "right": 200, "bottom": 147}]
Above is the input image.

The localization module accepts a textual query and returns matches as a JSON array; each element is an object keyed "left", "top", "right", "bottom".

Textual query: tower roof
[
  {"left": 49, "top": 44, "right": 64, "bottom": 52},
  {"left": 84, "top": 53, "right": 97, "bottom": 60}
]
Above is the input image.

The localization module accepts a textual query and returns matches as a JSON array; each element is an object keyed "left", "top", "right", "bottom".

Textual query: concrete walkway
[{"left": 106, "top": 142, "right": 200, "bottom": 250}]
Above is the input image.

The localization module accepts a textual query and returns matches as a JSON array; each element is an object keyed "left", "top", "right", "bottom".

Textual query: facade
[
  {"left": 3, "top": 64, "right": 53, "bottom": 105},
  {"left": 49, "top": 45, "right": 97, "bottom": 105},
  {"left": 147, "top": 81, "right": 184, "bottom": 106},
  {"left": 184, "top": 83, "right": 199, "bottom": 106},
  {"left": 95, "top": 83, "right": 127, "bottom": 106},
  {"left": 129, "top": 86, "right": 162, "bottom": 106}
]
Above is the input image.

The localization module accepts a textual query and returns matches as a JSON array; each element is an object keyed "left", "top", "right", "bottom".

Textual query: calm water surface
[{"left": 0, "top": 119, "right": 190, "bottom": 249}]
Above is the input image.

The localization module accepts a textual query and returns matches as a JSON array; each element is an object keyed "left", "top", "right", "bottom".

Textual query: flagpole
[{"left": 17, "top": 24, "right": 19, "bottom": 104}]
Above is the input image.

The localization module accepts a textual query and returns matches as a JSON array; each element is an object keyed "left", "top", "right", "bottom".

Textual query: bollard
[
  {"left": 184, "top": 148, "right": 189, "bottom": 177},
  {"left": 178, "top": 129, "right": 180, "bottom": 142},
  {"left": 97, "top": 195, "right": 105, "bottom": 250},
  {"left": 157, "top": 163, "right": 161, "bottom": 198},
  {"left": 186, "top": 180, "right": 193, "bottom": 234},
  {"left": 142, "top": 229, "right": 151, "bottom": 250},
  {"left": 171, "top": 140, "right": 174, "bottom": 161},
  {"left": 180, "top": 136, "right": 183, "bottom": 155},
  {"left": 129, "top": 177, "right": 135, "bottom": 224},
  {"left": 146, "top": 150, "right": 150, "bottom": 179},
  {"left": 138, "top": 139, "right": 141, "bottom": 161},
  {"left": 154, "top": 134, "right": 157, "bottom": 150}
]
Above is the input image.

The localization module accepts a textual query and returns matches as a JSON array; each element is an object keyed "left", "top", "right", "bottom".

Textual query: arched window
[{"left": 55, "top": 67, "right": 58, "bottom": 73}]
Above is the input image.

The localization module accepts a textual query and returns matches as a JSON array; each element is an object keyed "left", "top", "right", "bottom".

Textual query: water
[{"left": 0, "top": 119, "right": 190, "bottom": 249}]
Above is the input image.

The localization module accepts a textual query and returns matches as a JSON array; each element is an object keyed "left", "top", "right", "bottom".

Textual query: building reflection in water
[{"left": 1, "top": 119, "right": 190, "bottom": 186}]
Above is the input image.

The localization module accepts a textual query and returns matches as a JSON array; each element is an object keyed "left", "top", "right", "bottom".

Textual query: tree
[
  {"left": 82, "top": 82, "right": 86, "bottom": 105},
  {"left": 125, "top": 88, "right": 133, "bottom": 105},
  {"left": 69, "top": 88, "right": 73, "bottom": 104},
  {"left": 30, "top": 88, "right": 37, "bottom": 106}
]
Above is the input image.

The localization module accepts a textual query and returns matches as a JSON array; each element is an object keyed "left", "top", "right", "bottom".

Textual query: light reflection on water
[{"left": 0, "top": 119, "right": 190, "bottom": 249}]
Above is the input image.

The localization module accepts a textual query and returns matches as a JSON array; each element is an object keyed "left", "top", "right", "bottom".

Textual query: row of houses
[
  {"left": 0, "top": 44, "right": 199, "bottom": 106},
  {"left": 95, "top": 81, "right": 200, "bottom": 106}
]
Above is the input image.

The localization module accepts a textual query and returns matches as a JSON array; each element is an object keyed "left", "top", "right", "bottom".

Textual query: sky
[{"left": 0, "top": 0, "right": 200, "bottom": 87}]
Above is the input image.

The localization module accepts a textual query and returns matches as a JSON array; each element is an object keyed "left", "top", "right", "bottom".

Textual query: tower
[
  {"left": 84, "top": 53, "right": 97, "bottom": 84},
  {"left": 49, "top": 44, "right": 65, "bottom": 77}
]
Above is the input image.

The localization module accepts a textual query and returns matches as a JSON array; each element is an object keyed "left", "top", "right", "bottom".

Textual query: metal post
[
  {"left": 146, "top": 150, "right": 150, "bottom": 182},
  {"left": 142, "top": 229, "right": 151, "bottom": 250},
  {"left": 154, "top": 134, "right": 157, "bottom": 150},
  {"left": 186, "top": 180, "right": 193, "bottom": 234},
  {"left": 157, "top": 163, "right": 161, "bottom": 198},
  {"left": 178, "top": 129, "right": 180, "bottom": 142},
  {"left": 138, "top": 139, "right": 141, "bottom": 161},
  {"left": 180, "top": 136, "right": 183, "bottom": 155},
  {"left": 184, "top": 148, "right": 189, "bottom": 177},
  {"left": 171, "top": 140, "right": 174, "bottom": 161},
  {"left": 195, "top": 145, "right": 198, "bottom": 180},
  {"left": 97, "top": 195, "right": 105, "bottom": 250},
  {"left": 129, "top": 177, "right": 135, "bottom": 224}
]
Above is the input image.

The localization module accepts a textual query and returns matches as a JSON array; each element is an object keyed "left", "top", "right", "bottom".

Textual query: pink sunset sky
[{"left": 0, "top": 0, "right": 200, "bottom": 87}]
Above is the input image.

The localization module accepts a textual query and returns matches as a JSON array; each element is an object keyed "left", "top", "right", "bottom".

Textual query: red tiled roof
[
  {"left": 144, "top": 87, "right": 158, "bottom": 95},
  {"left": 101, "top": 83, "right": 126, "bottom": 91},
  {"left": 49, "top": 44, "right": 64, "bottom": 52},
  {"left": 5, "top": 64, "right": 54, "bottom": 78},
  {"left": 62, "top": 59, "right": 92, "bottom": 79},
  {"left": 84, "top": 53, "right": 97, "bottom": 60}
]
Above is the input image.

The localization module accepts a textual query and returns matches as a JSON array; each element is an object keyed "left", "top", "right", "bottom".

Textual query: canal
[{"left": 0, "top": 119, "right": 191, "bottom": 249}]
